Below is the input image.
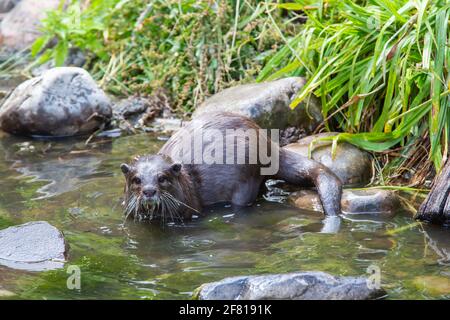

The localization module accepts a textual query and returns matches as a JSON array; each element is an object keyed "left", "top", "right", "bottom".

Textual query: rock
[
  {"left": 152, "top": 118, "right": 183, "bottom": 133},
  {"left": 196, "top": 271, "right": 386, "bottom": 300},
  {"left": 284, "top": 132, "right": 372, "bottom": 186},
  {"left": 0, "top": 221, "right": 67, "bottom": 271},
  {"left": 279, "top": 126, "right": 307, "bottom": 146},
  {"left": 114, "top": 96, "right": 153, "bottom": 120},
  {"left": 0, "top": 288, "right": 15, "bottom": 297},
  {"left": 193, "top": 77, "right": 323, "bottom": 131},
  {"left": 289, "top": 189, "right": 407, "bottom": 217},
  {"left": 0, "top": 67, "right": 112, "bottom": 137},
  {"left": 0, "top": 0, "right": 60, "bottom": 51},
  {"left": 112, "top": 96, "right": 157, "bottom": 132},
  {"left": 0, "top": 0, "right": 19, "bottom": 13},
  {"left": 111, "top": 91, "right": 173, "bottom": 133}
]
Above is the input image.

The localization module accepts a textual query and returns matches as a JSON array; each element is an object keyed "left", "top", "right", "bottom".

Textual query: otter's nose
[{"left": 143, "top": 188, "right": 157, "bottom": 198}]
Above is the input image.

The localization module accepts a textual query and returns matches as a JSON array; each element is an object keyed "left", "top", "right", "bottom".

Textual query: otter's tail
[{"left": 275, "top": 148, "right": 342, "bottom": 216}]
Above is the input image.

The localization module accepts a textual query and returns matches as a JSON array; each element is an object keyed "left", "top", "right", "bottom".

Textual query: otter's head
[{"left": 120, "top": 154, "right": 185, "bottom": 222}]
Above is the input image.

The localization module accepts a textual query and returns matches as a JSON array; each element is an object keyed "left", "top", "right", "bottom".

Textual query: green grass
[
  {"left": 258, "top": 0, "right": 450, "bottom": 183},
  {"left": 5, "top": 0, "right": 449, "bottom": 184},
  {"left": 30, "top": 0, "right": 297, "bottom": 112}
]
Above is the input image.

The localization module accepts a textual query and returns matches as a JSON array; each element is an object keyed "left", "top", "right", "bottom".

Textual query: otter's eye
[
  {"left": 132, "top": 177, "right": 141, "bottom": 185},
  {"left": 158, "top": 176, "right": 167, "bottom": 184}
]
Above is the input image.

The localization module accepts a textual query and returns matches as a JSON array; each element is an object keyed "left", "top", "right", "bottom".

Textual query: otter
[{"left": 120, "top": 112, "right": 342, "bottom": 222}]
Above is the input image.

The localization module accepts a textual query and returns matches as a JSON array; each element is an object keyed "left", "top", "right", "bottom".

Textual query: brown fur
[{"left": 121, "top": 112, "right": 342, "bottom": 221}]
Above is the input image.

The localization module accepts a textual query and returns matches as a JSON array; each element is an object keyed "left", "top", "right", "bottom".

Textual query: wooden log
[{"left": 416, "top": 159, "right": 450, "bottom": 226}]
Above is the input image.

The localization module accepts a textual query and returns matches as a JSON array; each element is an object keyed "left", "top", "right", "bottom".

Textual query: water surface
[{"left": 0, "top": 132, "right": 449, "bottom": 299}]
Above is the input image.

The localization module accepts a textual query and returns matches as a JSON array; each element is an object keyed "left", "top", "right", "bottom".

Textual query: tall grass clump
[
  {"left": 31, "top": 0, "right": 297, "bottom": 112},
  {"left": 259, "top": 0, "right": 449, "bottom": 185}
]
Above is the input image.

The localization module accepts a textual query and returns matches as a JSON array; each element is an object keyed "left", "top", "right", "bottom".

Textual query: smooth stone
[
  {"left": 193, "top": 77, "right": 323, "bottom": 131},
  {"left": 0, "top": 67, "right": 112, "bottom": 137},
  {"left": 196, "top": 271, "right": 386, "bottom": 300},
  {"left": 0, "top": 0, "right": 18, "bottom": 13},
  {"left": 289, "top": 189, "right": 406, "bottom": 217},
  {"left": 0, "top": 221, "right": 67, "bottom": 271},
  {"left": 0, "top": 0, "right": 60, "bottom": 51},
  {"left": 284, "top": 132, "right": 372, "bottom": 185}
]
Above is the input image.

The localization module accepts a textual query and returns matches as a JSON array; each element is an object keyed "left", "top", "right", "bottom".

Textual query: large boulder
[
  {"left": 289, "top": 188, "right": 407, "bottom": 217},
  {"left": 0, "top": 221, "right": 67, "bottom": 271},
  {"left": 0, "top": 0, "right": 60, "bottom": 51},
  {"left": 0, "top": 67, "right": 112, "bottom": 137},
  {"left": 193, "top": 77, "right": 323, "bottom": 131},
  {"left": 196, "top": 271, "right": 386, "bottom": 300},
  {"left": 284, "top": 132, "right": 372, "bottom": 186}
]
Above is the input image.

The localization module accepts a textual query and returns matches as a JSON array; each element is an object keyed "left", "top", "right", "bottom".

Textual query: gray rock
[
  {"left": 284, "top": 132, "right": 372, "bottom": 186},
  {"left": 0, "top": 67, "right": 112, "bottom": 137},
  {"left": 111, "top": 91, "right": 173, "bottom": 134},
  {"left": 0, "top": 0, "right": 19, "bottom": 13},
  {"left": 196, "top": 271, "right": 386, "bottom": 300},
  {"left": 193, "top": 77, "right": 323, "bottom": 131},
  {"left": 152, "top": 118, "right": 182, "bottom": 133},
  {"left": 289, "top": 189, "right": 407, "bottom": 217},
  {"left": 0, "top": 0, "right": 60, "bottom": 51},
  {"left": 0, "top": 221, "right": 67, "bottom": 271}
]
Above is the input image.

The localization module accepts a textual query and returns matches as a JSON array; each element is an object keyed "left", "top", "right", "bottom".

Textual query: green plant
[
  {"left": 31, "top": 0, "right": 120, "bottom": 66},
  {"left": 32, "top": 0, "right": 296, "bottom": 112},
  {"left": 259, "top": 0, "right": 450, "bottom": 183}
]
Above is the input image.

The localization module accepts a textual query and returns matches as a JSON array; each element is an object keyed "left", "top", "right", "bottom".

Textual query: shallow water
[{"left": 0, "top": 132, "right": 449, "bottom": 299}]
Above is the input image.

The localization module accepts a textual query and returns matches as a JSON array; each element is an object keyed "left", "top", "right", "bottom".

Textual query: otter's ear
[
  {"left": 120, "top": 163, "right": 130, "bottom": 175},
  {"left": 170, "top": 163, "right": 182, "bottom": 175}
]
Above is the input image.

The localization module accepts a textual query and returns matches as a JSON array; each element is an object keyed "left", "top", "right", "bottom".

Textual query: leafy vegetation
[
  {"left": 31, "top": 0, "right": 296, "bottom": 112},
  {"left": 259, "top": 0, "right": 449, "bottom": 183},
  {"left": 14, "top": 0, "right": 450, "bottom": 183}
]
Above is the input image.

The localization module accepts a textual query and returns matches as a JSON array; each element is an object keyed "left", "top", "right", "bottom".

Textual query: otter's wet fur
[{"left": 121, "top": 112, "right": 342, "bottom": 222}]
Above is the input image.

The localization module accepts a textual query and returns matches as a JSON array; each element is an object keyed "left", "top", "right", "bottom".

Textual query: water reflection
[
  {"left": 0, "top": 131, "right": 448, "bottom": 299},
  {"left": 422, "top": 225, "right": 450, "bottom": 265},
  {"left": 0, "top": 135, "right": 113, "bottom": 199}
]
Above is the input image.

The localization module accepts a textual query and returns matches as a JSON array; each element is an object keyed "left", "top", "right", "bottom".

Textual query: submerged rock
[
  {"left": 196, "top": 271, "right": 386, "bottom": 300},
  {"left": 0, "top": 221, "right": 67, "bottom": 271},
  {"left": 284, "top": 132, "right": 372, "bottom": 186},
  {"left": 289, "top": 189, "right": 407, "bottom": 217},
  {"left": 193, "top": 77, "right": 323, "bottom": 131},
  {"left": 0, "top": 67, "right": 112, "bottom": 137},
  {"left": 0, "top": 0, "right": 60, "bottom": 51}
]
